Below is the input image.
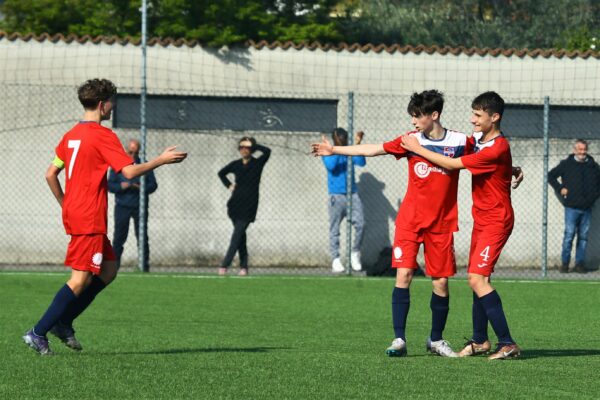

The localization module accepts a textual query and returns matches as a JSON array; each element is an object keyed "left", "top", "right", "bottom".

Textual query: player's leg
[
  {"left": 23, "top": 268, "right": 91, "bottom": 355},
  {"left": 133, "top": 206, "right": 150, "bottom": 271},
  {"left": 424, "top": 232, "right": 457, "bottom": 357},
  {"left": 467, "top": 230, "right": 519, "bottom": 360},
  {"left": 560, "top": 207, "right": 577, "bottom": 271},
  {"left": 60, "top": 259, "right": 117, "bottom": 325},
  {"left": 386, "top": 229, "right": 419, "bottom": 357},
  {"left": 52, "top": 236, "right": 119, "bottom": 351},
  {"left": 329, "top": 194, "right": 346, "bottom": 272},
  {"left": 459, "top": 228, "right": 491, "bottom": 357},
  {"left": 112, "top": 204, "right": 131, "bottom": 269},
  {"left": 573, "top": 208, "right": 591, "bottom": 272},
  {"left": 350, "top": 193, "right": 364, "bottom": 271}
]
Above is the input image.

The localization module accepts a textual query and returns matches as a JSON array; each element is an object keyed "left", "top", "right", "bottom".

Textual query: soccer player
[
  {"left": 401, "top": 91, "right": 522, "bottom": 360},
  {"left": 22, "top": 79, "right": 187, "bottom": 355},
  {"left": 312, "top": 90, "right": 465, "bottom": 357}
]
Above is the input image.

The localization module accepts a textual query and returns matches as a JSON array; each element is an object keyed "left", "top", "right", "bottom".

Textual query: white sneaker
[
  {"left": 351, "top": 251, "right": 362, "bottom": 271},
  {"left": 426, "top": 338, "right": 458, "bottom": 357},
  {"left": 331, "top": 258, "right": 345, "bottom": 273},
  {"left": 385, "top": 338, "right": 407, "bottom": 357}
]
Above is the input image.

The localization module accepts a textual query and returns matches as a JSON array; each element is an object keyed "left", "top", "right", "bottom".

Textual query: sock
[
  {"left": 472, "top": 291, "right": 489, "bottom": 343},
  {"left": 60, "top": 275, "right": 107, "bottom": 327},
  {"left": 479, "top": 290, "right": 515, "bottom": 344},
  {"left": 430, "top": 292, "right": 449, "bottom": 342},
  {"left": 392, "top": 287, "right": 410, "bottom": 340},
  {"left": 34, "top": 284, "right": 77, "bottom": 336}
]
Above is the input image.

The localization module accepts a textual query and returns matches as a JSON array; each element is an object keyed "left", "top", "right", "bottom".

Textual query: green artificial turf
[{"left": 1, "top": 272, "right": 599, "bottom": 399}]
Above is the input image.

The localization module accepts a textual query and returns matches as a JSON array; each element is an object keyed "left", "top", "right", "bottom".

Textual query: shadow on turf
[
  {"left": 519, "top": 349, "right": 600, "bottom": 359},
  {"left": 96, "top": 347, "right": 291, "bottom": 356}
]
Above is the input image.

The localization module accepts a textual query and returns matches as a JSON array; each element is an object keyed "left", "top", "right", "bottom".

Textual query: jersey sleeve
[
  {"left": 383, "top": 135, "right": 408, "bottom": 160},
  {"left": 100, "top": 131, "right": 134, "bottom": 173},
  {"left": 54, "top": 136, "right": 66, "bottom": 165},
  {"left": 461, "top": 141, "right": 505, "bottom": 175}
]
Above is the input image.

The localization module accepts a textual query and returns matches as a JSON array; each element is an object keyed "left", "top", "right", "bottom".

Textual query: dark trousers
[
  {"left": 113, "top": 205, "right": 149, "bottom": 271},
  {"left": 221, "top": 219, "right": 251, "bottom": 268}
]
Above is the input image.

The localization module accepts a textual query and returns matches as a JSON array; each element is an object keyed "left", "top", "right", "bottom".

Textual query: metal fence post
[
  {"left": 346, "top": 92, "right": 354, "bottom": 276},
  {"left": 541, "top": 96, "right": 550, "bottom": 278},
  {"left": 138, "top": 0, "right": 149, "bottom": 273}
]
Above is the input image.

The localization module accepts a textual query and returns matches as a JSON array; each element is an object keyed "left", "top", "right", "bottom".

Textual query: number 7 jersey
[{"left": 54, "top": 122, "right": 133, "bottom": 235}]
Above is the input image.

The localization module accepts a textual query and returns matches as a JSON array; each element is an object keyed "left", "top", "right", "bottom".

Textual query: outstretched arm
[
  {"left": 400, "top": 135, "right": 464, "bottom": 170},
  {"left": 311, "top": 136, "right": 385, "bottom": 157},
  {"left": 121, "top": 146, "right": 187, "bottom": 180}
]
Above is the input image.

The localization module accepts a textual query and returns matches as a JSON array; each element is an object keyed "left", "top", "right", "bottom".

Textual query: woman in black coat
[{"left": 217, "top": 137, "right": 271, "bottom": 275}]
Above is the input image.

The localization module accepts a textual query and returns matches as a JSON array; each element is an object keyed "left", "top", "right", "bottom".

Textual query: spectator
[
  {"left": 549, "top": 139, "right": 600, "bottom": 273},
  {"left": 108, "top": 139, "right": 157, "bottom": 271},
  {"left": 323, "top": 128, "right": 366, "bottom": 273},
  {"left": 218, "top": 137, "right": 271, "bottom": 276}
]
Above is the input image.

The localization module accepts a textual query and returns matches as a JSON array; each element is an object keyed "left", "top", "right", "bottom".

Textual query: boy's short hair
[
  {"left": 77, "top": 79, "right": 117, "bottom": 109},
  {"left": 407, "top": 90, "right": 444, "bottom": 117},
  {"left": 472, "top": 91, "right": 505, "bottom": 118},
  {"left": 332, "top": 127, "right": 348, "bottom": 146}
]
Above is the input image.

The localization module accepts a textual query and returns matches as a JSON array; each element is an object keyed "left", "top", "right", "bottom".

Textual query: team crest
[
  {"left": 92, "top": 252, "right": 103, "bottom": 266},
  {"left": 443, "top": 146, "right": 455, "bottom": 157},
  {"left": 393, "top": 247, "right": 403, "bottom": 260}
]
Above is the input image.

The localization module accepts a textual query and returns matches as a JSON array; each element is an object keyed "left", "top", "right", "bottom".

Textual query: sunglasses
[{"left": 238, "top": 145, "right": 252, "bottom": 150}]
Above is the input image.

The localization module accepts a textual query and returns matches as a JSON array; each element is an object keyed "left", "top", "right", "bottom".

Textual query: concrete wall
[{"left": 2, "top": 37, "right": 600, "bottom": 269}]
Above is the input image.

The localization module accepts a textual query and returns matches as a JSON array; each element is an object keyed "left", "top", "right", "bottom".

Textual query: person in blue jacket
[
  {"left": 323, "top": 128, "right": 366, "bottom": 273},
  {"left": 108, "top": 139, "right": 157, "bottom": 271}
]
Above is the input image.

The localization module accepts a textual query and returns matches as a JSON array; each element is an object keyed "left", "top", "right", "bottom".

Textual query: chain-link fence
[{"left": 2, "top": 83, "right": 600, "bottom": 279}]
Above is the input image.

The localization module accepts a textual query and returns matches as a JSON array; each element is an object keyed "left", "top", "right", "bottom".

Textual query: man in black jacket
[
  {"left": 218, "top": 137, "right": 270, "bottom": 276},
  {"left": 549, "top": 139, "right": 600, "bottom": 273},
  {"left": 108, "top": 139, "right": 158, "bottom": 271}
]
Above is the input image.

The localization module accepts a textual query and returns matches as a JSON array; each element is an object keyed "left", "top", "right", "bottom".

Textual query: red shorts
[
  {"left": 467, "top": 227, "right": 511, "bottom": 276},
  {"left": 392, "top": 228, "right": 456, "bottom": 278},
  {"left": 64, "top": 234, "right": 116, "bottom": 275}
]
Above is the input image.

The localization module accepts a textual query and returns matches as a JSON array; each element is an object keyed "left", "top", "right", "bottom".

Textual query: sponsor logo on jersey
[
  {"left": 443, "top": 146, "right": 456, "bottom": 157},
  {"left": 414, "top": 162, "right": 447, "bottom": 178},
  {"left": 414, "top": 162, "right": 431, "bottom": 178}
]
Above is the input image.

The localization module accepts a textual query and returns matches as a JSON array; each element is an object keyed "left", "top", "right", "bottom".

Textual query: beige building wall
[{"left": 2, "top": 36, "right": 600, "bottom": 269}]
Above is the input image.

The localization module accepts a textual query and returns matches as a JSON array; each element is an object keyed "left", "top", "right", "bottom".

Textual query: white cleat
[
  {"left": 332, "top": 258, "right": 345, "bottom": 273},
  {"left": 351, "top": 251, "right": 362, "bottom": 271},
  {"left": 426, "top": 338, "right": 459, "bottom": 357},
  {"left": 386, "top": 338, "right": 407, "bottom": 357}
]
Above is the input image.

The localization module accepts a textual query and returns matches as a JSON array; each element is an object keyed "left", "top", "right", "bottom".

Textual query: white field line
[{"left": 1, "top": 271, "right": 600, "bottom": 285}]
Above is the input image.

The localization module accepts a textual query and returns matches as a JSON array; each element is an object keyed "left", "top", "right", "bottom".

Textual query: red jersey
[
  {"left": 461, "top": 132, "right": 514, "bottom": 233},
  {"left": 383, "top": 130, "right": 467, "bottom": 233},
  {"left": 54, "top": 122, "right": 133, "bottom": 235}
]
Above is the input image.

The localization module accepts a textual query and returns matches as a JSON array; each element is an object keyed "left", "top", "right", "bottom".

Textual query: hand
[
  {"left": 229, "top": 184, "right": 236, "bottom": 192},
  {"left": 511, "top": 166, "right": 524, "bottom": 189},
  {"left": 159, "top": 146, "right": 187, "bottom": 165},
  {"left": 355, "top": 131, "right": 364, "bottom": 145},
  {"left": 311, "top": 136, "right": 334, "bottom": 156},
  {"left": 132, "top": 183, "right": 140, "bottom": 190},
  {"left": 120, "top": 182, "right": 131, "bottom": 190},
  {"left": 560, "top": 187, "right": 568, "bottom": 198},
  {"left": 400, "top": 134, "right": 420, "bottom": 152}
]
